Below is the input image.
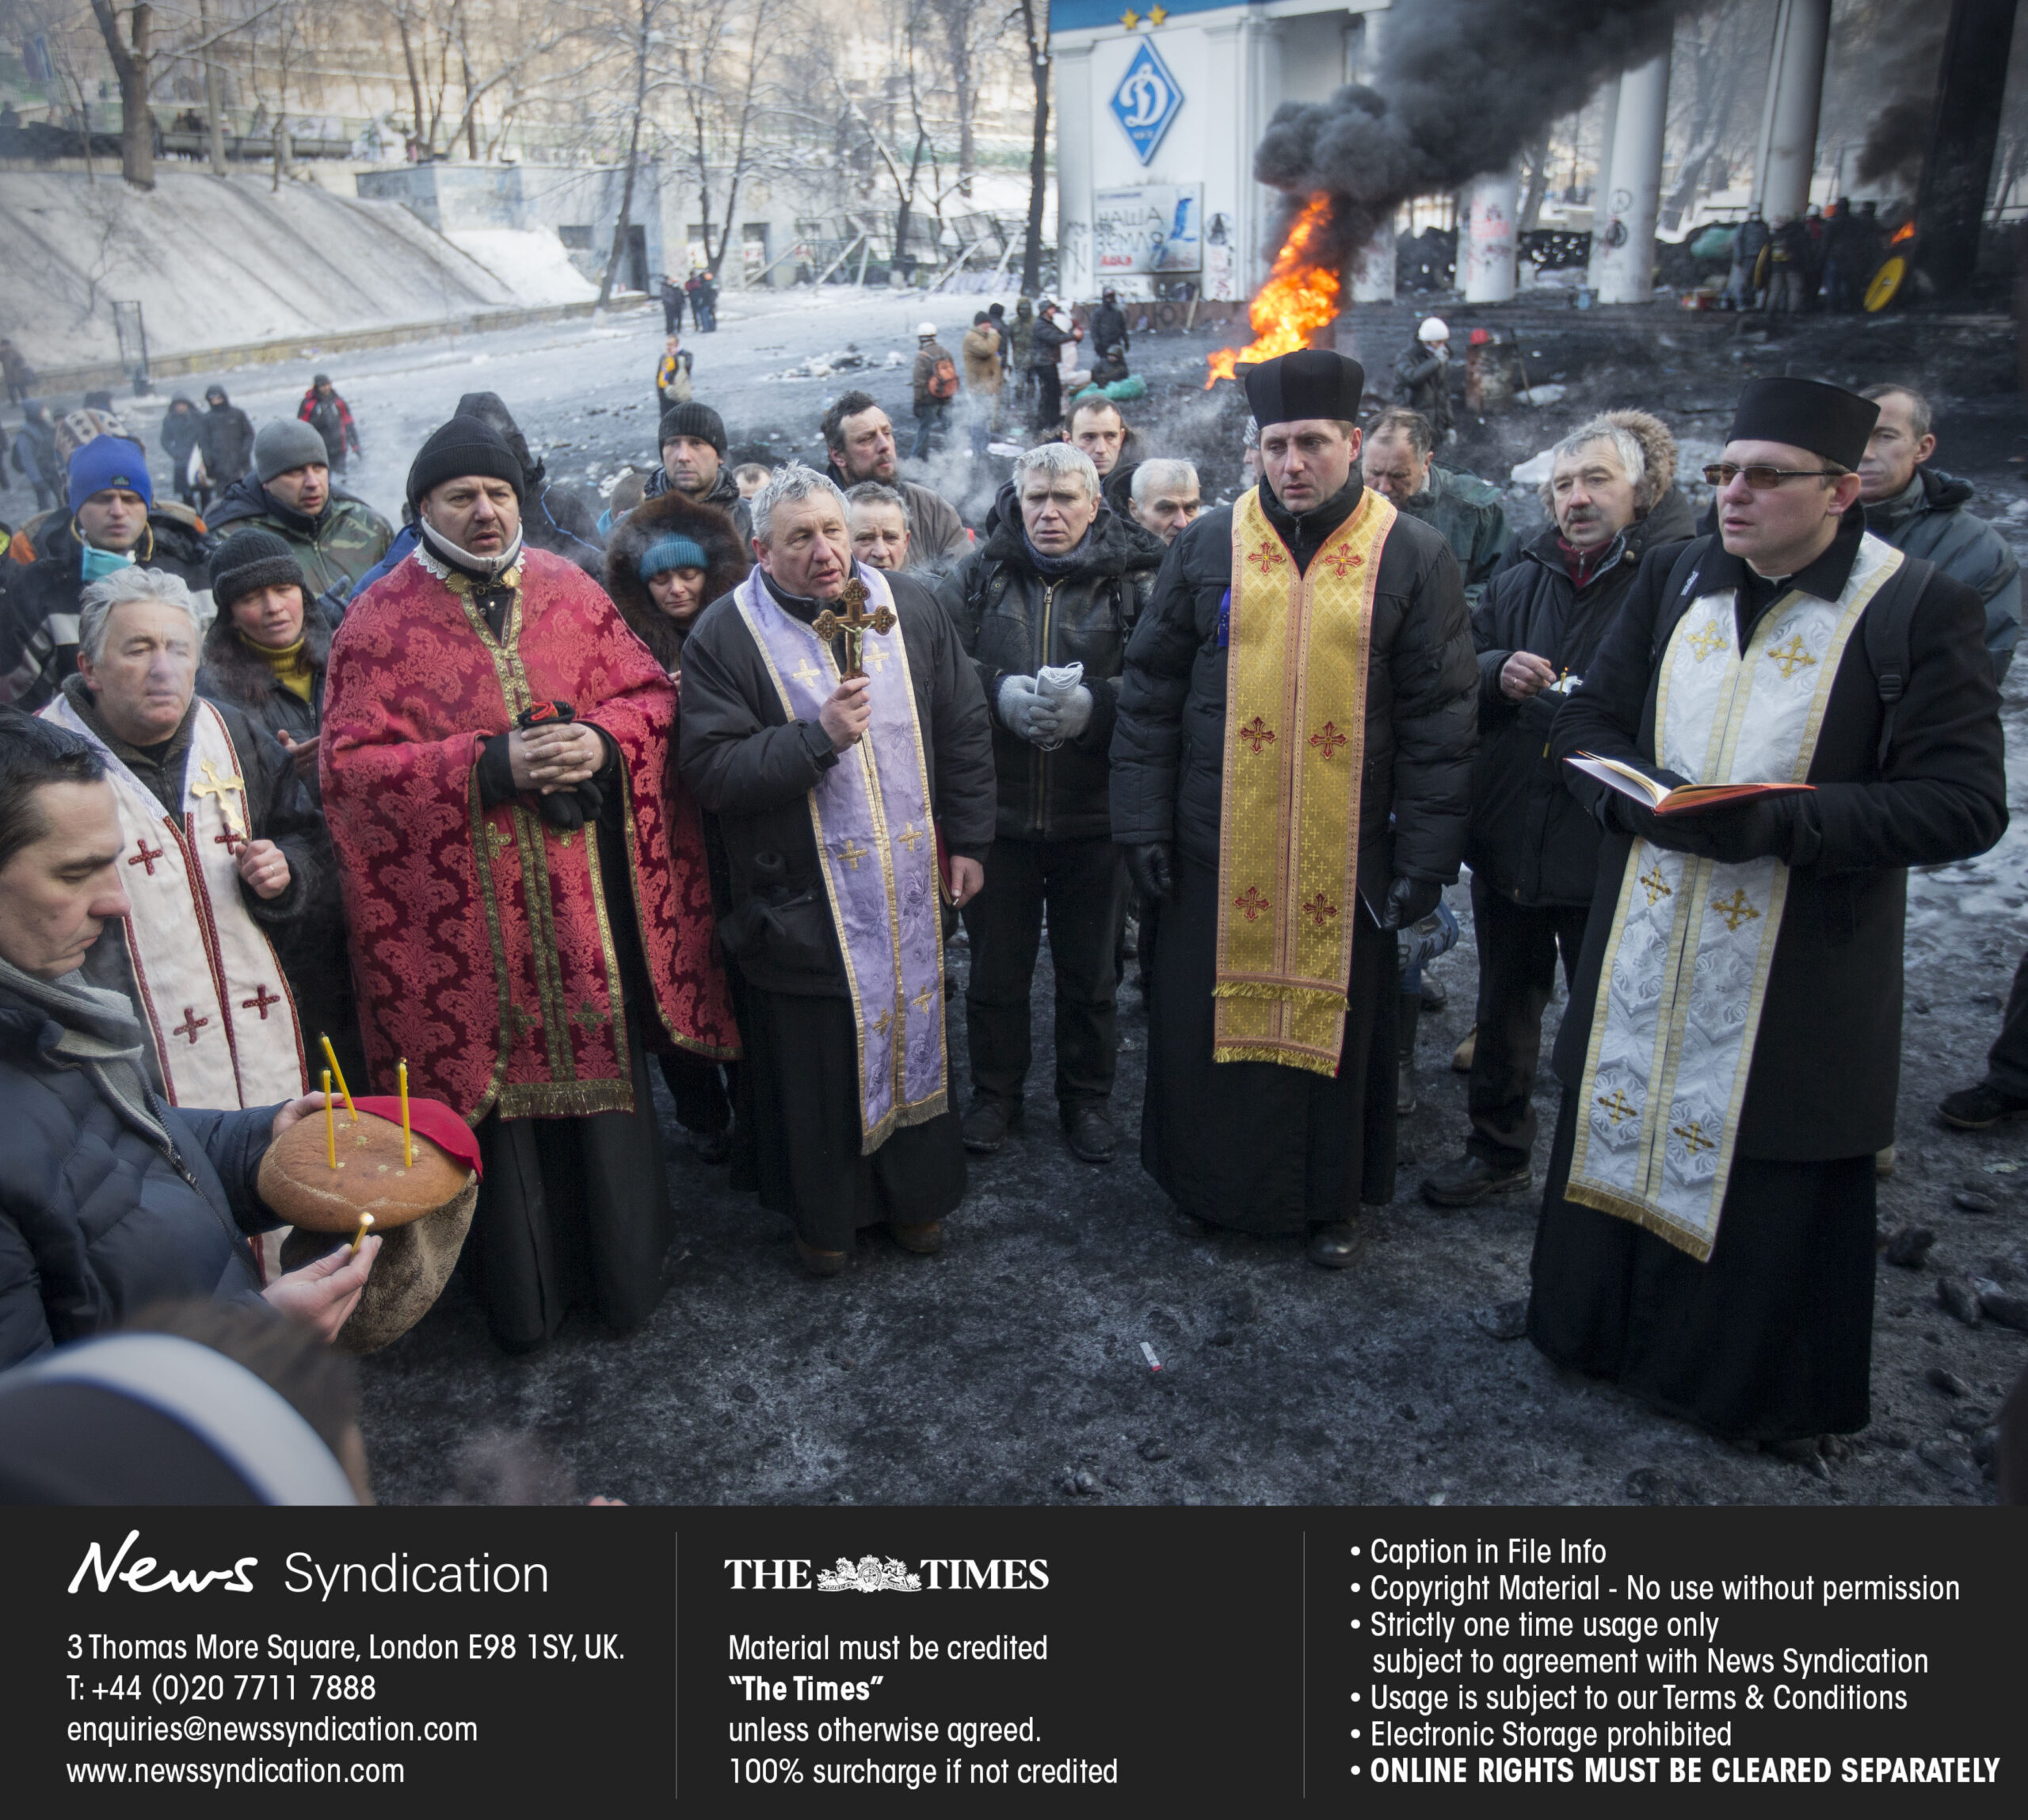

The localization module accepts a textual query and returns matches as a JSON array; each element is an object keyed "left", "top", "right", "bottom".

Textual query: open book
[{"left": 1565, "top": 752, "right": 1816, "bottom": 818}]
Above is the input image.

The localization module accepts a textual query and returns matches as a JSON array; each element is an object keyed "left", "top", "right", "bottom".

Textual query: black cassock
[{"left": 1534, "top": 513, "right": 2005, "bottom": 1440}]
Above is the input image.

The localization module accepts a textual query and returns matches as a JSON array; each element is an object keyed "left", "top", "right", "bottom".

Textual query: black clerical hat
[
  {"left": 1728, "top": 377, "right": 1878, "bottom": 469},
  {"left": 1242, "top": 349, "right": 1366, "bottom": 429}
]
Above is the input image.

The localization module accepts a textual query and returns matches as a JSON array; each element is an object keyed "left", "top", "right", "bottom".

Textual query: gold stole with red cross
[{"left": 1212, "top": 485, "right": 1396, "bottom": 1074}]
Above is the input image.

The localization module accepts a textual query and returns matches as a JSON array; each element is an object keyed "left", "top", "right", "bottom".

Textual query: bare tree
[
  {"left": 1013, "top": 0, "right": 1047, "bottom": 294},
  {"left": 924, "top": 0, "right": 1000, "bottom": 200},
  {"left": 670, "top": 0, "right": 784, "bottom": 280},
  {"left": 597, "top": 0, "right": 658, "bottom": 305},
  {"left": 86, "top": 0, "right": 157, "bottom": 188}
]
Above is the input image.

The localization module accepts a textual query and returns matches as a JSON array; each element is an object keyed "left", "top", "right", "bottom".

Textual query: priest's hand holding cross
[{"left": 820, "top": 675, "right": 872, "bottom": 750}]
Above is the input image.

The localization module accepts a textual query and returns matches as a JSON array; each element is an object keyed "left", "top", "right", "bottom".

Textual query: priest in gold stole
[
  {"left": 1534, "top": 378, "right": 2007, "bottom": 1443},
  {"left": 1111, "top": 350, "right": 1477, "bottom": 1269}
]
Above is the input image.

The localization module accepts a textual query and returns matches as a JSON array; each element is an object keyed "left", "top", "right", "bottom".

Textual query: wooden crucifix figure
[{"left": 812, "top": 578, "right": 897, "bottom": 681}]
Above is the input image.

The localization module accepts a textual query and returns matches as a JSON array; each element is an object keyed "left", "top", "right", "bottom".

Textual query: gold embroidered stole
[
  {"left": 1212, "top": 485, "right": 1395, "bottom": 1074},
  {"left": 1566, "top": 534, "right": 1905, "bottom": 1260}
]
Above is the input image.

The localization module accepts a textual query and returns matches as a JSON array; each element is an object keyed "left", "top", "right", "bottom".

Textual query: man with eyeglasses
[{"left": 1529, "top": 376, "right": 2006, "bottom": 1450}]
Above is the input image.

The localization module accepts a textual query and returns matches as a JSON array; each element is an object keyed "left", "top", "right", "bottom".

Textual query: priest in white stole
[
  {"left": 1111, "top": 349, "right": 1477, "bottom": 1271},
  {"left": 1534, "top": 378, "right": 2007, "bottom": 1443}
]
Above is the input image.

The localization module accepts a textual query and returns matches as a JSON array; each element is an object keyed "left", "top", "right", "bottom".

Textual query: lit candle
[
  {"left": 350, "top": 1211, "right": 375, "bottom": 1255},
  {"left": 398, "top": 1059, "right": 412, "bottom": 1169},
  {"left": 323, "top": 1070, "right": 336, "bottom": 1170},
  {"left": 319, "top": 1034, "right": 356, "bottom": 1121}
]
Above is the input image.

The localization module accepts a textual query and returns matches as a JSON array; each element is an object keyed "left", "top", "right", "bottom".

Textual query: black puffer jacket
[
  {"left": 196, "top": 395, "right": 256, "bottom": 484},
  {"left": 604, "top": 487, "right": 750, "bottom": 673},
  {"left": 938, "top": 493, "right": 1165, "bottom": 841},
  {"left": 1466, "top": 516, "right": 1686, "bottom": 907},
  {"left": 1111, "top": 480, "right": 1476, "bottom": 908},
  {"left": 0, "top": 972, "right": 277, "bottom": 1368},
  {"left": 678, "top": 569, "right": 995, "bottom": 997},
  {"left": 642, "top": 460, "right": 752, "bottom": 541}
]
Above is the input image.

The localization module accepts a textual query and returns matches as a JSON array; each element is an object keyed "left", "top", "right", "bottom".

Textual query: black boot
[{"left": 1397, "top": 990, "right": 1421, "bottom": 1116}]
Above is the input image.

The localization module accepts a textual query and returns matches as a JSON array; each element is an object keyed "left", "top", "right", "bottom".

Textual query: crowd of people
[{"left": 0, "top": 300, "right": 2024, "bottom": 1503}]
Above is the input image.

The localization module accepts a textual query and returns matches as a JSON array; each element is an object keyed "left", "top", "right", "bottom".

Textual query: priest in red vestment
[{"left": 322, "top": 417, "right": 737, "bottom": 1351}]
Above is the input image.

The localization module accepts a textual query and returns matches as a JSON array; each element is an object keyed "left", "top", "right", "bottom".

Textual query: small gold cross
[
  {"left": 897, "top": 822, "right": 924, "bottom": 852},
  {"left": 1710, "top": 887, "right": 1759, "bottom": 933},
  {"left": 1684, "top": 620, "right": 1725, "bottom": 662},
  {"left": 576, "top": 998, "right": 610, "bottom": 1029},
  {"left": 1639, "top": 863, "right": 1672, "bottom": 905},
  {"left": 913, "top": 982, "right": 935, "bottom": 1012},
  {"left": 1595, "top": 1088, "right": 1637, "bottom": 1126},
  {"left": 1767, "top": 633, "right": 1816, "bottom": 679},
  {"left": 487, "top": 822, "right": 513, "bottom": 860},
  {"left": 191, "top": 758, "right": 248, "bottom": 838},
  {"left": 791, "top": 656, "right": 822, "bottom": 689},
  {"left": 871, "top": 1009, "right": 892, "bottom": 1036},
  {"left": 838, "top": 838, "right": 870, "bottom": 872},
  {"left": 1672, "top": 1120, "right": 1716, "bottom": 1154}
]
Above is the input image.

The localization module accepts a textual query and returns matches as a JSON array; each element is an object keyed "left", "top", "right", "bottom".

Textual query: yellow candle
[
  {"left": 323, "top": 1070, "right": 336, "bottom": 1170},
  {"left": 319, "top": 1034, "right": 356, "bottom": 1121},
  {"left": 350, "top": 1211, "right": 375, "bottom": 1255},
  {"left": 398, "top": 1059, "right": 412, "bottom": 1169}
]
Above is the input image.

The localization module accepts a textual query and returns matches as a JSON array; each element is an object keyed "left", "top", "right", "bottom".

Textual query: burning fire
[
  {"left": 1206, "top": 194, "right": 1342, "bottom": 389},
  {"left": 1889, "top": 219, "right": 1915, "bottom": 246}
]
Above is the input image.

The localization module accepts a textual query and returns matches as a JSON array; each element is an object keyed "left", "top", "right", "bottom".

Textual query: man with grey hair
[
  {"left": 1362, "top": 407, "right": 1510, "bottom": 607},
  {"left": 1858, "top": 383, "right": 2019, "bottom": 682},
  {"left": 38, "top": 566, "right": 329, "bottom": 1108},
  {"left": 1128, "top": 459, "right": 1203, "bottom": 546},
  {"left": 1422, "top": 413, "right": 1679, "bottom": 1208},
  {"left": 845, "top": 480, "right": 914, "bottom": 574},
  {"left": 680, "top": 463, "right": 995, "bottom": 1276},
  {"left": 939, "top": 441, "right": 1165, "bottom": 1165}
]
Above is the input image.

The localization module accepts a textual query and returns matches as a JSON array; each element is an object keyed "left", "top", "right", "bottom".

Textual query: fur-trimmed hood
[{"left": 604, "top": 486, "right": 751, "bottom": 670}]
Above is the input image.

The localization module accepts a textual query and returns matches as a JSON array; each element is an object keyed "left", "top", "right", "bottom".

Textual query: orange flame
[
  {"left": 1205, "top": 195, "right": 1343, "bottom": 389},
  {"left": 1889, "top": 219, "right": 1915, "bottom": 246}
]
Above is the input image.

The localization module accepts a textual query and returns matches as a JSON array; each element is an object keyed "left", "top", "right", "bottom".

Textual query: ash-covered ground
[{"left": 176, "top": 287, "right": 2028, "bottom": 1508}]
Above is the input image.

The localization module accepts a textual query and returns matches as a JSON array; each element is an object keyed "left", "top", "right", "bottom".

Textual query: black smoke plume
[
  {"left": 1857, "top": 95, "right": 1931, "bottom": 188},
  {"left": 1254, "top": 0, "right": 1696, "bottom": 270}
]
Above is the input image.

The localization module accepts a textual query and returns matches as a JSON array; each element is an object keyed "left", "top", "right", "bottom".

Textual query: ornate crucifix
[
  {"left": 191, "top": 759, "right": 249, "bottom": 845},
  {"left": 812, "top": 578, "right": 896, "bottom": 681}
]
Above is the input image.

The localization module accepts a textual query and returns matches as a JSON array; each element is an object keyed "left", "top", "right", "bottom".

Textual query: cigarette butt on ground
[{"left": 1141, "top": 1341, "right": 1163, "bottom": 1372}]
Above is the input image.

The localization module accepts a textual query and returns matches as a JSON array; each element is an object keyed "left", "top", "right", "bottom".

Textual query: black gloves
[
  {"left": 1382, "top": 876, "right": 1443, "bottom": 930},
  {"left": 1645, "top": 795, "right": 1816, "bottom": 867},
  {"left": 1123, "top": 842, "right": 1174, "bottom": 905}
]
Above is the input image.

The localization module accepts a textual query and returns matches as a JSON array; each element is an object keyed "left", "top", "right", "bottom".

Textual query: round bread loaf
[{"left": 258, "top": 1110, "right": 472, "bottom": 1232}]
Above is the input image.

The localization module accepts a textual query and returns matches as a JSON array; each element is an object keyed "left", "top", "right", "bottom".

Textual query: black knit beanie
[
  {"left": 406, "top": 415, "right": 528, "bottom": 513},
  {"left": 658, "top": 402, "right": 726, "bottom": 457},
  {"left": 210, "top": 528, "right": 307, "bottom": 614}
]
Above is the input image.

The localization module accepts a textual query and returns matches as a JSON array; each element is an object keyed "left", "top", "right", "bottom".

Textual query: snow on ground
[{"left": 444, "top": 229, "right": 600, "bottom": 307}]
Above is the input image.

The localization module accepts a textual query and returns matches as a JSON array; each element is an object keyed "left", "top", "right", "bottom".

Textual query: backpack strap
[{"left": 1862, "top": 551, "right": 1935, "bottom": 771}]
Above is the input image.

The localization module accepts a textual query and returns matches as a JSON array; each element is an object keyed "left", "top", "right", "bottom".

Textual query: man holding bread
[{"left": 0, "top": 709, "right": 376, "bottom": 1368}]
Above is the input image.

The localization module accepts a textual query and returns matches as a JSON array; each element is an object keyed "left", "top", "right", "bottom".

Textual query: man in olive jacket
[
  {"left": 939, "top": 445, "right": 1166, "bottom": 1165},
  {"left": 1111, "top": 349, "right": 1476, "bottom": 1269}
]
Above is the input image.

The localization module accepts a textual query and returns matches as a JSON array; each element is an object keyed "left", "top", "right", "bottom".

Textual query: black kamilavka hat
[
  {"left": 1241, "top": 349, "right": 1366, "bottom": 429},
  {"left": 1728, "top": 377, "right": 1879, "bottom": 469}
]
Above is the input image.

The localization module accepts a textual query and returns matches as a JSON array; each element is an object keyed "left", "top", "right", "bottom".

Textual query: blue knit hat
[
  {"left": 639, "top": 534, "right": 709, "bottom": 580},
  {"left": 67, "top": 435, "right": 152, "bottom": 515}
]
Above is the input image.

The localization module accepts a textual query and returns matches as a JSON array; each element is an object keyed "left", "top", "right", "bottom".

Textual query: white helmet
[
  {"left": 1419, "top": 316, "right": 1449, "bottom": 344},
  {"left": 917, "top": 321, "right": 938, "bottom": 338}
]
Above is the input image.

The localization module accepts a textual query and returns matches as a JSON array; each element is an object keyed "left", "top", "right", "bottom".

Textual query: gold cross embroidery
[
  {"left": 1710, "top": 887, "right": 1759, "bottom": 933},
  {"left": 1638, "top": 863, "right": 1672, "bottom": 905},
  {"left": 1309, "top": 723, "right": 1348, "bottom": 758},
  {"left": 791, "top": 656, "right": 822, "bottom": 689},
  {"left": 507, "top": 1005, "right": 536, "bottom": 1040},
  {"left": 1247, "top": 542, "right": 1288, "bottom": 574},
  {"left": 486, "top": 822, "right": 513, "bottom": 862},
  {"left": 913, "top": 982, "right": 935, "bottom": 1012},
  {"left": 1684, "top": 620, "right": 1726, "bottom": 662},
  {"left": 1595, "top": 1089, "right": 1637, "bottom": 1125},
  {"left": 1767, "top": 633, "right": 1816, "bottom": 680},
  {"left": 866, "top": 639, "right": 890, "bottom": 673},
  {"left": 577, "top": 998, "right": 610, "bottom": 1029},
  {"left": 1322, "top": 549, "right": 1364, "bottom": 578},
  {"left": 191, "top": 758, "right": 248, "bottom": 838},
  {"left": 898, "top": 822, "right": 924, "bottom": 852},
  {"left": 1672, "top": 1120, "right": 1717, "bottom": 1154},
  {"left": 837, "top": 838, "right": 870, "bottom": 872},
  {"left": 871, "top": 1009, "right": 892, "bottom": 1036},
  {"left": 1302, "top": 891, "right": 1338, "bottom": 927},
  {"left": 1237, "top": 715, "right": 1276, "bottom": 755},
  {"left": 558, "top": 828, "right": 574, "bottom": 848}
]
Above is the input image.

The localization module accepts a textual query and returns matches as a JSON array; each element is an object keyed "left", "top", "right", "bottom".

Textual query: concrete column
[
  {"left": 1915, "top": 0, "right": 2021, "bottom": 296},
  {"left": 1595, "top": 48, "right": 1672, "bottom": 306},
  {"left": 1350, "top": 216, "right": 1397, "bottom": 303},
  {"left": 1753, "top": 0, "right": 1832, "bottom": 223},
  {"left": 1246, "top": 21, "right": 1287, "bottom": 293},
  {"left": 1585, "top": 74, "right": 1620, "bottom": 289},
  {"left": 1461, "top": 163, "right": 1519, "bottom": 303},
  {"left": 1054, "top": 44, "right": 1095, "bottom": 300}
]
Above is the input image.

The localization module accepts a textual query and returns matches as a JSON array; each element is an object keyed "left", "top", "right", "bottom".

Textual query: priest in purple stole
[{"left": 679, "top": 466, "right": 996, "bottom": 1276}]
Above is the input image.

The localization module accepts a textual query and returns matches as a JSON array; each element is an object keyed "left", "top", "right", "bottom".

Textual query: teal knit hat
[{"left": 639, "top": 534, "right": 709, "bottom": 580}]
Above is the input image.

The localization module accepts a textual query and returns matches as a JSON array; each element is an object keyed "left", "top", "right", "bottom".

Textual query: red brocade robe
[{"left": 322, "top": 548, "right": 738, "bottom": 1124}]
